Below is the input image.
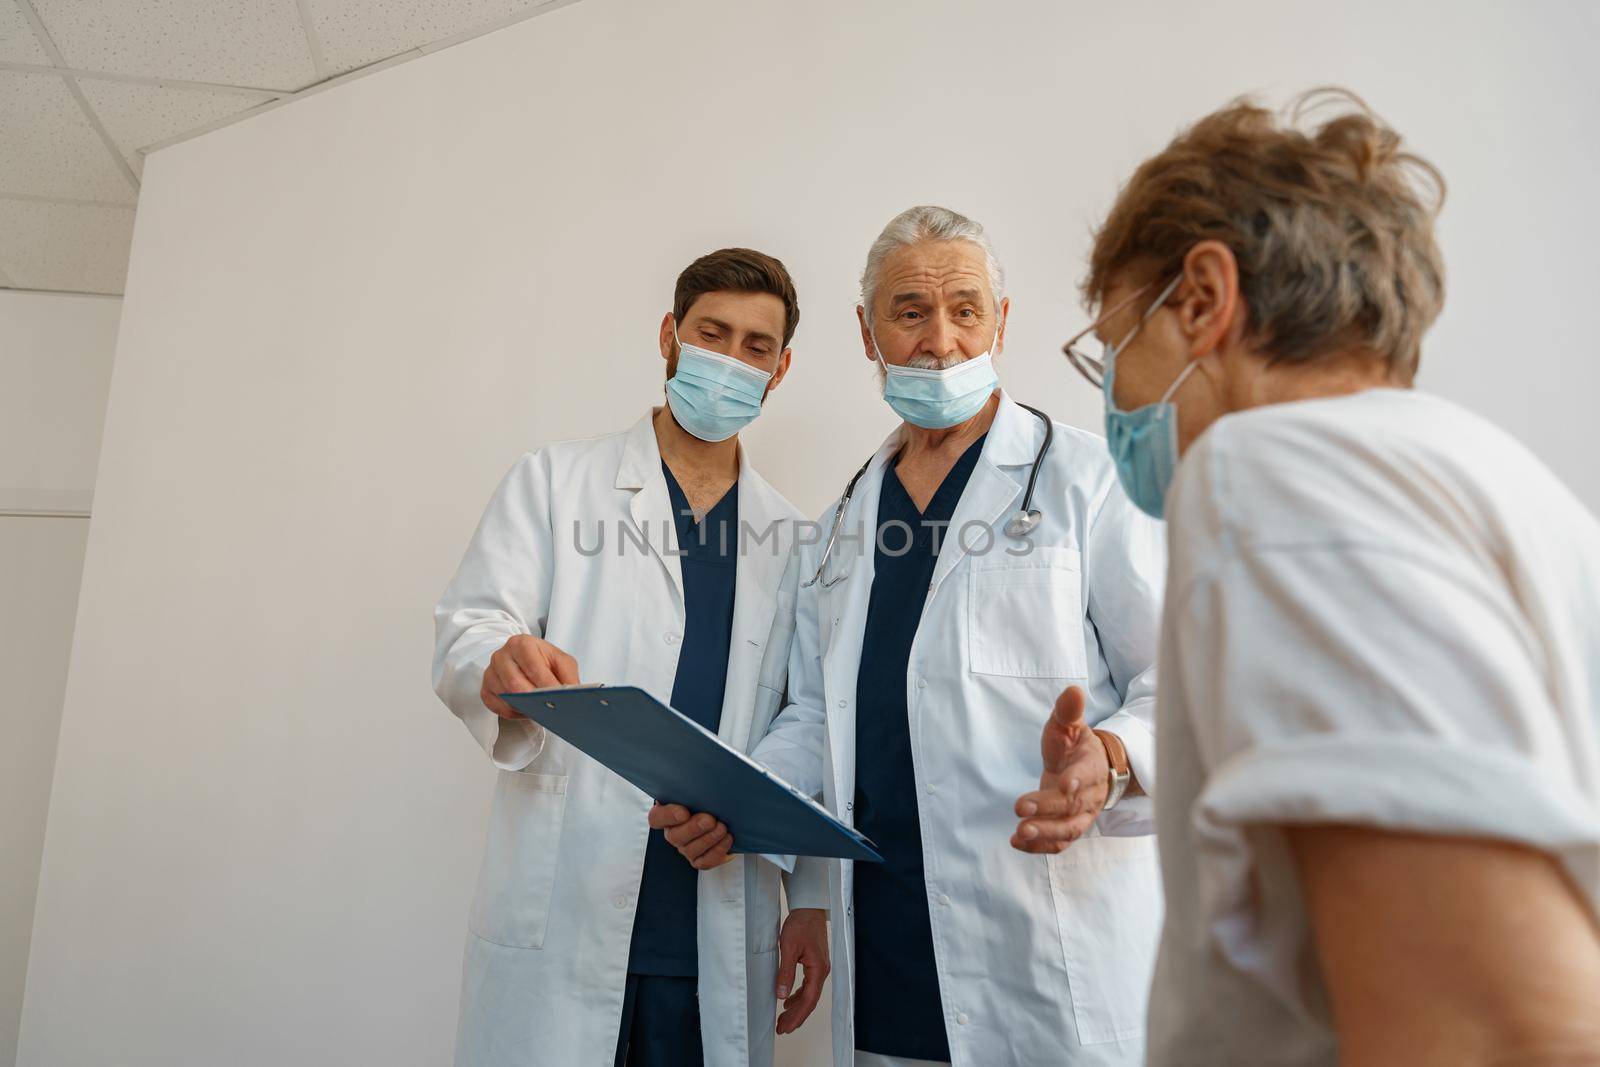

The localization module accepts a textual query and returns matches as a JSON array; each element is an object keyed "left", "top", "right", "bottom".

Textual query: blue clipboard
[{"left": 502, "top": 685, "right": 882, "bottom": 863}]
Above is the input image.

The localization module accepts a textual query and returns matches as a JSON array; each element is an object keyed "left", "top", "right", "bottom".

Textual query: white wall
[
  {"left": 0, "top": 291, "right": 120, "bottom": 512},
  {"left": 0, "top": 289, "right": 120, "bottom": 1067},
  {"left": 17, "top": 1, "right": 1599, "bottom": 1064}
]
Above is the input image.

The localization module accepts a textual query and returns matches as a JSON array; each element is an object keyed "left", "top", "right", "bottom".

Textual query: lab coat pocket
[
  {"left": 469, "top": 770, "right": 569, "bottom": 950},
  {"left": 968, "top": 546, "right": 1088, "bottom": 678},
  {"left": 757, "top": 589, "right": 797, "bottom": 693},
  {"left": 753, "top": 589, "right": 795, "bottom": 735},
  {"left": 747, "top": 856, "right": 783, "bottom": 954},
  {"left": 1046, "top": 834, "right": 1162, "bottom": 1046},
  {"left": 816, "top": 585, "right": 839, "bottom": 659}
]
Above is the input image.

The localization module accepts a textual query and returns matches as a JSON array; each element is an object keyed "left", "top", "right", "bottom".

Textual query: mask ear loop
[
  {"left": 1152, "top": 273, "right": 1205, "bottom": 405},
  {"left": 1116, "top": 273, "right": 1193, "bottom": 406},
  {"left": 1159, "top": 355, "right": 1203, "bottom": 405}
]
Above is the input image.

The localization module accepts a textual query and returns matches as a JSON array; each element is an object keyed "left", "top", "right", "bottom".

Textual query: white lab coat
[
  {"left": 433, "top": 409, "right": 828, "bottom": 1067},
  {"left": 754, "top": 392, "right": 1166, "bottom": 1067}
]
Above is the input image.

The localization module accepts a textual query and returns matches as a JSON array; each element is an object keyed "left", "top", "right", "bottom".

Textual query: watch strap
[{"left": 1094, "top": 728, "right": 1132, "bottom": 812}]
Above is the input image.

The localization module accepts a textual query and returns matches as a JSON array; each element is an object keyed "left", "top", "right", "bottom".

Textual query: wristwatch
[{"left": 1095, "top": 729, "right": 1132, "bottom": 812}]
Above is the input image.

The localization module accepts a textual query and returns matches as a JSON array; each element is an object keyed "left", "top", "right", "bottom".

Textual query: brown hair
[
  {"left": 1085, "top": 88, "right": 1446, "bottom": 383},
  {"left": 674, "top": 247, "right": 801, "bottom": 348}
]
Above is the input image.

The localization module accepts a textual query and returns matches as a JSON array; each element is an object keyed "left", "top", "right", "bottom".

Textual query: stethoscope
[{"left": 802, "top": 403, "right": 1054, "bottom": 589}]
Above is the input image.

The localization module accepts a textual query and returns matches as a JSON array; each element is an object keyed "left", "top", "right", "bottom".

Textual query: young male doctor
[
  {"left": 432, "top": 247, "right": 830, "bottom": 1067},
  {"left": 662, "top": 207, "right": 1168, "bottom": 1067}
]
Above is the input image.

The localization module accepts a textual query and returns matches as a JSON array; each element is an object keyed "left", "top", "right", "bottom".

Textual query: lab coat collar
[
  {"left": 914, "top": 390, "right": 1044, "bottom": 593},
  {"left": 616, "top": 409, "right": 683, "bottom": 601},
  {"left": 986, "top": 389, "right": 1047, "bottom": 466},
  {"left": 615, "top": 407, "right": 786, "bottom": 523},
  {"left": 615, "top": 409, "right": 666, "bottom": 491},
  {"left": 826, "top": 389, "right": 1043, "bottom": 610},
  {"left": 614, "top": 407, "right": 794, "bottom": 607}
]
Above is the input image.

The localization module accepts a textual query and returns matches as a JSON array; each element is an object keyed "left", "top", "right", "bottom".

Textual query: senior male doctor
[
  {"left": 432, "top": 247, "right": 831, "bottom": 1067},
  {"left": 664, "top": 207, "right": 1167, "bottom": 1067}
]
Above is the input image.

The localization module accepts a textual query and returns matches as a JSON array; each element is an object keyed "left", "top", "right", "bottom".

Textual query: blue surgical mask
[
  {"left": 665, "top": 325, "right": 772, "bottom": 442},
  {"left": 875, "top": 336, "right": 1001, "bottom": 429},
  {"left": 1101, "top": 275, "right": 1193, "bottom": 519}
]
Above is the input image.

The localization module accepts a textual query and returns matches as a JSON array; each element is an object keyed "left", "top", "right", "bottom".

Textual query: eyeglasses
[{"left": 1062, "top": 276, "right": 1181, "bottom": 390}]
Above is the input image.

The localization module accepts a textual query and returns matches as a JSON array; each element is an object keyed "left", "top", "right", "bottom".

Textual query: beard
[
  {"left": 906, "top": 352, "right": 966, "bottom": 370},
  {"left": 876, "top": 349, "right": 968, "bottom": 388}
]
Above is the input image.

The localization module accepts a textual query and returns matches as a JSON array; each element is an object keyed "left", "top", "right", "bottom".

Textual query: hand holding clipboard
[{"left": 501, "top": 685, "right": 881, "bottom": 863}]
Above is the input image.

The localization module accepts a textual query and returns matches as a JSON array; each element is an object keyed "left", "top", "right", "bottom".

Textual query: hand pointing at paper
[{"left": 479, "top": 634, "right": 580, "bottom": 719}]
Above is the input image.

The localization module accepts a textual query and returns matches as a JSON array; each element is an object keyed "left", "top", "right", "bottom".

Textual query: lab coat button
[
  {"left": 939, "top": 894, "right": 951, "bottom": 906},
  {"left": 916, "top": 678, "right": 927, "bottom": 690},
  {"left": 613, "top": 896, "right": 627, "bottom": 909},
  {"left": 925, "top": 783, "right": 936, "bottom": 795},
  {"left": 837, "top": 700, "right": 846, "bottom": 708},
  {"left": 956, "top": 1012, "right": 969, "bottom": 1026},
  {"left": 663, "top": 632, "right": 678, "bottom": 645}
]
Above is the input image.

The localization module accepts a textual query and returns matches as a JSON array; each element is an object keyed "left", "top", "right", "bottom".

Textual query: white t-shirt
[{"left": 1146, "top": 388, "right": 1600, "bottom": 1066}]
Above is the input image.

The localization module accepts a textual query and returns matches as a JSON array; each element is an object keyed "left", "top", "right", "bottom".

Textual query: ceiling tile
[
  {"left": 77, "top": 78, "right": 266, "bottom": 166},
  {"left": 30, "top": 0, "right": 319, "bottom": 91},
  {"left": 0, "top": 0, "right": 47, "bottom": 63},
  {"left": 306, "top": 0, "right": 544, "bottom": 75},
  {"left": 0, "top": 197, "right": 136, "bottom": 293},
  {"left": 0, "top": 70, "right": 136, "bottom": 203}
]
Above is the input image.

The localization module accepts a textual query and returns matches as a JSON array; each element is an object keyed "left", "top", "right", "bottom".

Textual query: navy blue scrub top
[
  {"left": 853, "top": 434, "right": 987, "bottom": 1060},
  {"left": 626, "top": 462, "right": 739, "bottom": 977}
]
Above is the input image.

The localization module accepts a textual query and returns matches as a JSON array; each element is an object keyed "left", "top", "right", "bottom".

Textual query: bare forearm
[
  {"left": 1337, "top": 1005, "right": 1600, "bottom": 1066},
  {"left": 1290, "top": 827, "right": 1600, "bottom": 1065}
]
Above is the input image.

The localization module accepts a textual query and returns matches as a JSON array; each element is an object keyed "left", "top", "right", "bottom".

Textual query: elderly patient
[{"left": 1019, "top": 88, "right": 1600, "bottom": 1066}]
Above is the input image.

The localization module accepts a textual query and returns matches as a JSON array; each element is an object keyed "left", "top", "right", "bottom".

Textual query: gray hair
[
  {"left": 860, "top": 205, "right": 1006, "bottom": 320},
  {"left": 1083, "top": 88, "right": 1445, "bottom": 382}
]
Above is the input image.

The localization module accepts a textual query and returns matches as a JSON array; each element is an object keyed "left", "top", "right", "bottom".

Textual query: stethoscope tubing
[{"left": 802, "top": 403, "right": 1053, "bottom": 589}]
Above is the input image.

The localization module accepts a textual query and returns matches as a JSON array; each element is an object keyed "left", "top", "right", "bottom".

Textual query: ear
[
  {"left": 764, "top": 348, "right": 793, "bottom": 399},
  {"left": 1178, "top": 241, "right": 1244, "bottom": 360},
  {"left": 658, "top": 312, "right": 677, "bottom": 364},
  {"left": 995, "top": 295, "right": 1011, "bottom": 355},
  {"left": 857, "top": 305, "right": 876, "bottom": 362}
]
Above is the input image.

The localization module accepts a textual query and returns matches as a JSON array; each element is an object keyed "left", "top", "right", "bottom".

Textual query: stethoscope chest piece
[{"left": 1005, "top": 509, "right": 1042, "bottom": 538}]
